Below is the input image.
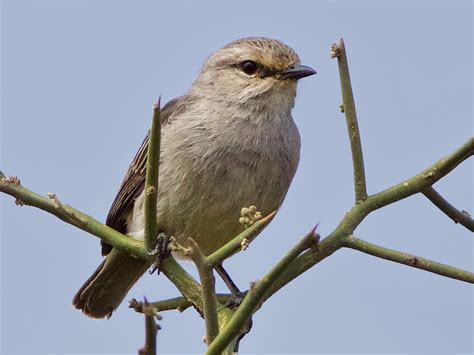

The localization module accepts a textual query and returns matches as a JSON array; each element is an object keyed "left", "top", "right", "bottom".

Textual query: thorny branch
[{"left": 1, "top": 38, "right": 473, "bottom": 353}]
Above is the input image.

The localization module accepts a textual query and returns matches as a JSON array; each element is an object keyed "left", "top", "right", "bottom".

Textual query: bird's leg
[
  {"left": 149, "top": 232, "right": 171, "bottom": 274},
  {"left": 215, "top": 264, "right": 253, "bottom": 350},
  {"left": 215, "top": 264, "right": 247, "bottom": 307},
  {"left": 215, "top": 263, "right": 253, "bottom": 351}
]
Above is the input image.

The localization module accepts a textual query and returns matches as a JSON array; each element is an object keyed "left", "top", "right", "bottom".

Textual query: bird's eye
[{"left": 240, "top": 60, "right": 258, "bottom": 75}]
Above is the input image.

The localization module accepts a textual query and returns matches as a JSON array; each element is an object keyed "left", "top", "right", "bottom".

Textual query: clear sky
[{"left": 1, "top": 1, "right": 472, "bottom": 354}]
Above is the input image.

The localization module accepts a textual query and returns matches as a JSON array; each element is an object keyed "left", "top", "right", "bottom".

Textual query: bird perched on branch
[{"left": 73, "top": 37, "right": 316, "bottom": 319}]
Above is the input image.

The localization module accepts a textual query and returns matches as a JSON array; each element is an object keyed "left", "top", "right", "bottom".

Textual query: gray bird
[{"left": 73, "top": 37, "right": 316, "bottom": 319}]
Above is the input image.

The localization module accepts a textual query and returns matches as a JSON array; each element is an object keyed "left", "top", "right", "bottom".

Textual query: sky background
[{"left": 1, "top": 0, "right": 472, "bottom": 354}]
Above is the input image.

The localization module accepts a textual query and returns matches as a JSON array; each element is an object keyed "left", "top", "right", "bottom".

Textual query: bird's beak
[{"left": 276, "top": 64, "right": 317, "bottom": 80}]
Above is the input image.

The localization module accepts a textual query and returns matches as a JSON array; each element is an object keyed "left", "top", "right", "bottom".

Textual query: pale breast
[{"left": 128, "top": 108, "right": 300, "bottom": 257}]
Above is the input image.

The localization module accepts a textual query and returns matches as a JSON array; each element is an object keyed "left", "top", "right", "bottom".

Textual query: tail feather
[{"left": 73, "top": 250, "right": 149, "bottom": 319}]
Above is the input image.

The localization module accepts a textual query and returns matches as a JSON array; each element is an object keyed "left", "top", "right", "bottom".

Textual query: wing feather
[{"left": 101, "top": 95, "right": 188, "bottom": 255}]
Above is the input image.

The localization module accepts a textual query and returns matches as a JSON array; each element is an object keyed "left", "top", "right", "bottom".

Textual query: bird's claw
[
  {"left": 149, "top": 232, "right": 171, "bottom": 275},
  {"left": 225, "top": 290, "right": 248, "bottom": 309}
]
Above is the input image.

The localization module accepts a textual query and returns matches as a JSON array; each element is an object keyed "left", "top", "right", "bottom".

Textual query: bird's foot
[
  {"left": 238, "top": 205, "right": 262, "bottom": 229},
  {"left": 149, "top": 232, "right": 171, "bottom": 275},
  {"left": 225, "top": 290, "right": 248, "bottom": 309}
]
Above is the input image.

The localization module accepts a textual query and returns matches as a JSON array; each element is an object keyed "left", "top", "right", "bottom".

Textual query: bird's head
[{"left": 190, "top": 37, "right": 316, "bottom": 112}]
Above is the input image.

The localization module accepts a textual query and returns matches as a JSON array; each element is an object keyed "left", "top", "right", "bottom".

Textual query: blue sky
[{"left": 1, "top": 1, "right": 472, "bottom": 354}]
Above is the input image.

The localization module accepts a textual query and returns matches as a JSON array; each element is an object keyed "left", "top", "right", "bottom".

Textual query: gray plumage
[{"left": 73, "top": 37, "right": 315, "bottom": 318}]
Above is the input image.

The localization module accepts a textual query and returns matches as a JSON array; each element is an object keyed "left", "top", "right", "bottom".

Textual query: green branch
[
  {"left": 342, "top": 235, "right": 474, "bottom": 283},
  {"left": 331, "top": 38, "right": 368, "bottom": 203},
  {"left": 187, "top": 238, "right": 220, "bottom": 345},
  {"left": 0, "top": 174, "right": 209, "bottom": 314},
  {"left": 0, "top": 176, "right": 149, "bottom": 259},
  {"left": 422, "top": 186, "right": 474, "bottom": 232},
  {"left": 144, "top": 98, "right": 162, "bottom": 252},
  {"left": 365, "top": 138, "right": 473, "bottom": 211},
  {"left": 253, "top": 137, "right": 474, "bottom": 306}
]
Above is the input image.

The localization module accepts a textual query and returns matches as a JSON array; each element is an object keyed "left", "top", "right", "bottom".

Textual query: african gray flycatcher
[{"left": 73, "top": 37, "right": 316, "bottom": 318}]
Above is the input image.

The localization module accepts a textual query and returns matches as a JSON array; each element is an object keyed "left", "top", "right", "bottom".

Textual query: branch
[
  {"left": 131, "top": 294, "right": 235, "bottom": 313},
  {"left": 206, "top": 211, "right": 276, "bottom": 267},
  {"left": 366, "top": 137, "right": 473, "bottom": 211},
  {"left": 342, "top": 235, "right": 474, "bottom": 283},
  {"left": 252, "top": 138, "right": 474, "bottom": 305},
  {"left": 138, "top": 298, "right": 161, "bottom": 355},
  {"left": 331, "top": 38, "right": 368, "bottom": 203},
  {"left": 0, "top": 174, "right": 210, "bottom": 314},
  {"left": 144, "top": 98, "right": 162, "bottom": 252},
  {"left": 422, "top": 187, "right": 474, "bottom": 232},
  {"left": 187, "top": 238, "right": 220, "bottom": 345},
  {"left": 0, "top": 175, "right": 150, "bottom": 259},
  {"left": 206, "top": 228, "right": 319, "bottom": 354}
]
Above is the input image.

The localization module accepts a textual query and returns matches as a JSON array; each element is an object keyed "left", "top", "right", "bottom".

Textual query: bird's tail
[{"left": 73, "top": 249, "right": 149, "bottom": 319}]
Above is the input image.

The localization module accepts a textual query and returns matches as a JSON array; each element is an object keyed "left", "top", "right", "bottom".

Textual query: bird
[{"left": 73, "top": 37, "right": 316, "bottom": 319}]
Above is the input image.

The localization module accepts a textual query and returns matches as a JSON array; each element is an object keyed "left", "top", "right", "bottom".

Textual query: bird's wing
[{"left": 101, "top": 95, "right": 188, "bottom": 256}]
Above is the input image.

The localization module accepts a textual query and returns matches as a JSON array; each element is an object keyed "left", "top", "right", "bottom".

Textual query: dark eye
[{"left": 240, "top": 60, "right": 258, "bottom": 75}]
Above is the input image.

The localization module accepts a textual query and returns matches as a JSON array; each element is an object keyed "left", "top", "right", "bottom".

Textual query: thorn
[
  {"left": 310, "top": 222, "right": 321, "bottom": 243},
  {"left": 249, "top": 281, "right": 258, "bottom": 291},
  {"left": 153, "top": 95, "right": 161, "bottom": 111}
]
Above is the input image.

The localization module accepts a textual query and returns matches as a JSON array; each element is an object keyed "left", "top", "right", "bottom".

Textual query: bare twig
[
  {"left": 422, "top": 186, "right": 474, "bottom": 232},
  {"left": 144, "top": 98, "right": 162, "bottom": 253},
  {"left": 138, "top": 298, "right": 161, "bottom": 355},
  {"left": 331, "top": 38, "right": 368, "bottom": 203},
  {"left": 187, "top": 238, "right": 220, "bottom": 344},
  {"left": 342, "top": 235, "right": 474, "bottom": 283},
  {"left": 206, "top": 227, "right": 319, "bottom": 354}
]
